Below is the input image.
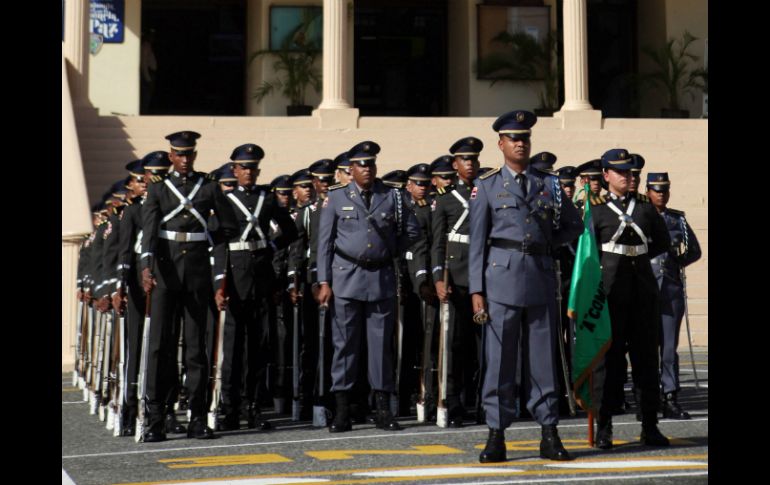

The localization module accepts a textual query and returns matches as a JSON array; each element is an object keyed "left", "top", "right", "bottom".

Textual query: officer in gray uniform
[
  {"left": 317, "top": 141, "right": 422, "bottom": 433},
  {"left": 590, "top": 149, "right": 671, "bottom": 450},
  {"left": 646, "top": 172, "right": 701, "bottom": 420},
  {"left": 432, "top": 136, "right": 484, "bottom": 427},
  {"left": 469, "top": 110, "right": 583, "bottom": 463}
]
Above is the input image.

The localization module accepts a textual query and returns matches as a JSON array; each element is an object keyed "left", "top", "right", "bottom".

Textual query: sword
[
  {"left": 313, "top": 303, "right": 329, "bottom": 427},
  {"left": 555, "top": 260, "right": 577, "bottom": 416},
  {"left": 680, "top": 267, "right": 700, "bottom": 389}
]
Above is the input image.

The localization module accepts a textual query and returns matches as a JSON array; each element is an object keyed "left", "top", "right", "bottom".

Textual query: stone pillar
[
  {"left": 560, "top": 0, "right": 592, "bottom": 111},
  {"left": 62, "top": 239, "right": 82, "bottom": 371},
  {"left": 63, "top": 0, "right": 91, "bottom": 107},
  {"left": 316, "top": 0, "right": 359, "bottom": 128}
]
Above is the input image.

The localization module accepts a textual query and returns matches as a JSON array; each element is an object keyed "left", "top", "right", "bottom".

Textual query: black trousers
[{"left": 445, "top": 284, "right": 481, "bottom": 413}]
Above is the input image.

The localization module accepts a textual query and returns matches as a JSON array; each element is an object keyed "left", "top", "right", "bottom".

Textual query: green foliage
[
  {"left": 641, "top": 31, "right": 706, "bottom": 111},
  {"left": 475, "top": 31, "right": 560, "bottom": 110}
]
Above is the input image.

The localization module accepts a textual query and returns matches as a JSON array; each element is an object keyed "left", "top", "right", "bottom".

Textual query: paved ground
[{"left": 62, "top": 348, "right": 707, "bottom": 485}]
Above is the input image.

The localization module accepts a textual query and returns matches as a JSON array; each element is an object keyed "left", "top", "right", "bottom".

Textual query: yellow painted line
[
  {"left": 306, "top": 445, "right": 463, "bottom": 461},
  {"left": 115, "top": 453, "right": 707, "bottom": 485},
  {"left": 473, "top": 439, "right": 631, "bottom": 451},
  {"left": 62, "top": 387, "right": 81, "bottom": 392},
  {"left": 159, "top": 454, "right": 292, "bottom": 469}
]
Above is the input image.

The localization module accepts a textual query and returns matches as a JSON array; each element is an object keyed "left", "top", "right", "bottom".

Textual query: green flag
[{"left": 567, "top": 186, "right": 612, "bottom": 411}]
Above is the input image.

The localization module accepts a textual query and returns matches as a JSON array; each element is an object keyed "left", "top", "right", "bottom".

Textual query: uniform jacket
[
  {"left": 650, "top": 208, "right": 701, "bottom": 288},
  {"left": 406, "top": 195, "right": 432, "bottom": 290},
  {"left": 288, "top": 196, "right": 324, "bottom": 285},
  {"left": 431, "top": 180, "right": 474, "bottom": 287}
]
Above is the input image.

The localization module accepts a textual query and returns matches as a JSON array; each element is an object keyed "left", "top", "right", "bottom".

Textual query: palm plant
[{"left": 641, "top": 30, "right": 705, "bottom": 112}]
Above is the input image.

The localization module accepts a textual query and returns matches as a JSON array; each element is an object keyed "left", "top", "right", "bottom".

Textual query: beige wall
[{"left": 88, "top": 0, "right": 142, "bottom": 116}]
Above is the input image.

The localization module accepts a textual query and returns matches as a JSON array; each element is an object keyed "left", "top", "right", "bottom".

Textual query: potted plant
[
  {"left": 476, "top": 31, "right": 560, "bottom": 116},
  {"left": 641, "top": 30, "right": 705, "bottom": 118},
  {"left": 249, "top": 10, "right": 322, "bottom": 116}
]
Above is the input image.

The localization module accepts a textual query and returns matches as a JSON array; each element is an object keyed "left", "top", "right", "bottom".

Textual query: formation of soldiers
[{"left": 71, "top": 109, "right": 701, "bottom": 463}]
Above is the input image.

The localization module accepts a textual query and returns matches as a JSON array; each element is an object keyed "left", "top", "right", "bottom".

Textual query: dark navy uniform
[
  {"left": 470, "top": 110, "right": 582, "bottom": 463},
  {"left": 591, "top": 149, "right": 671, "bottom": 449},
  {"left": 647, "top": 172, "right": 701, "bottom": 418}
]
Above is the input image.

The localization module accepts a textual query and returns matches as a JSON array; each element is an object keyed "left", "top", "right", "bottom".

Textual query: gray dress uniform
[
  {"left": 317, "top": 179, "right": 421, "bottom": 393},
  {"left": 468, "top": 164, "right": 582, "bottom": 430}
]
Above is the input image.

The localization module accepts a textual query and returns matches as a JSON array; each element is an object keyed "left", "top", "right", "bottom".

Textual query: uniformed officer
[
  {"left": 431, "top": 136, "right": 484, "bottom": 427},
  {"left": 334, "top": 152, "right": 353, "bottom": 186},
  {"left": 531, "top": 152, "right": 558, "bottom": 173},
  {"left": 215, "top": 144, "right": 299, "bottom": 431},
  {"left": 405, "top": 163, "right": 439, "bottom": 420},
  {"left": 140, "top": 131, "right": 239, "bottom": 442},
  {"left": 629, "top": 154, "right": 646, "bottom": 194},
  {"left": 382, "top": 170, "right": 408, "bottom": 189},
  {"left": 573, "top": 159, "right": 603, "bottom": 210},
  {"left": 591, "top": 149, "right": 671, "bottom": 449},
  {"left": 215, "top": 163, "right": 238, "bottom": 193},
  {"left": 429, "top": 156, "right": 456, "bottom": 195},
  {"left": 114, "top": 151, "right": 172, "bottom": 436},
  {"left": 316, "top": 141, "right": 422, "bottom": 433},
  {"left": 469, "top": 110, "right": 583, "bottom": 463},
  {"left": 647, "top": 172, "right": 701, "bottom": 420},
  {"left": 556, "top": 166, "right": 577, "bottom": 200}
]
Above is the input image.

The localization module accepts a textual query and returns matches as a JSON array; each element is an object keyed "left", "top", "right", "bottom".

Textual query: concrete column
[
  {"left": 63, "top": 0, "right": 91, "bottom": 107},
  {"left": 62, "top": 239, "right": 82, "bottom": 371},
  {"left": 316, "top": 0, "right": 359, "bottom": 128},
  {"left": 560, "top": 0, "right": 593, "bottom": 111},
  {"left": 319, "top": 0, "right": 351, "bottom": 109}
]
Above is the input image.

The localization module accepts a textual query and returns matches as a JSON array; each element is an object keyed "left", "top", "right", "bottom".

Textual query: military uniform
[
  {"left": 647, "top": 172, "right": 701, "bottom": 419},
  {"left": 215, "top": 144, "right": 298, "bottom": 430},
  {"left": 591, "top": 149, "right": 671, "bottom": 449},
  {"left": 470, "top": 110, "right": 583, "bottom": 463},
  {"left": 140, "top": 131, "right": 238, "bottom": 441},
  {"left": 317, "top": 141, "right": 422, "bottom": 432}
]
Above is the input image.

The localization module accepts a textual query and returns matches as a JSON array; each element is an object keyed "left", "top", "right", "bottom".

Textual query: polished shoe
[
  {"left": 595, "top": 418, "right": 613, "bottom": 449},
  {"left": 540, "top": 425, "right": 572, "bottom": 460},
  {"left": 143, "top": 429, "right": 166, "bottom": 442},
  {"left": 479, "top": 428, "right": 506, "bottom": 463},
  {"left": 248, "top": 405, "right": 273, "bottom": 430},
  {"left": 187, "top": 418, "right": 215, "bottom": 439},
  {"left": 217, "top": 414, "right": 240, "bottom": 431},
  {"left": 640, "top": 424, "right": 670, "bottom": 446},
  {"left": 662, "top": 392, "right": 691, "bottom": 420},
  {"left": 448, "top": 415, "right": 464, "bottom": 428},
  {"left": 329, "top": 391, "right": 352, "bottom": 433},
  {"left": 375, "top": 391, "right": 403, "bottom": 431},
  {"left": 165, "top": 413, "right": 187, "bottom": 434},
  {"left": 121, "top": 425, "right": 136, "bottom": 437}
]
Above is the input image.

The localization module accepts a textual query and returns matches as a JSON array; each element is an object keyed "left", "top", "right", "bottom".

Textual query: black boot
[
  {"left": 375, "top": 391, "right": 402, "bottom": 431},
  {"left": 540, "top": 425, "right": 572, "bottom": 460},
  {"left": 248, "top": 403, "right": 273, "bottom": 430},
  {"left": 330, "top": 391, "right": 352, "bottom": 433},
  {"left": 165, "top": 412, "right": 187, "bottom": 434},
  {"left": 595, "top": 416, "right": 613, "bottom": 449},
  {"left": 217, "top": 413, "right": 240, "bottom": 431},
  {"left": 640, "top": 422, "right": 670, "bottom": 447},
  {"left": 662, "top": 392, "right": 691, "bottom": 420},
  {"left": 143, "top": 414, "right": 166, "bottom": 443},
  {"left": 479, "top": 428, "right": 506, "bottom": 463},
  {"left": 187, "top": 416, "right": 215, "bottom": 439}
]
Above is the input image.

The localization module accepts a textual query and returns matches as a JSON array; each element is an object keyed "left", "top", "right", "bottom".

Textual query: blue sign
[{"left": 90, "top": 0, "right": 124, "bottom": 44}]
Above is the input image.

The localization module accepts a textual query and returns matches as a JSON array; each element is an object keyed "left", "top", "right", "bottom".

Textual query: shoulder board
[
  {"left": 417, "top": 198, "right": 427, "bottom": 207},
  {"left": 150, "top": 175, "right": 164, "bottom": 184},
  {"left": 437, "top": 185, "right": 455, "bottom": 196},
  {"left": 125, "top": 197, "right": 134, "bottom": 206},
  {"left": 204, "top": 172, "right": 217, "bottom": 181},
  {"left": 479, "top": 167, "right": 500, "bottom": 180},
  {"left": 589, "top": 194, "right": 607, "bottom": 206},
  {"left": 635, "top": 193, "right": 650, "bottom": 203},
  {"left": 667, "top": 208, "right": 685, "bottom": 216},
  {"left": 328, "top": 183, "right": 345, "bottom": 191}
]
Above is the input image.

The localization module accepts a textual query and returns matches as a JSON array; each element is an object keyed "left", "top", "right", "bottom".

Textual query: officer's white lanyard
[
  {"left": 162, "top": 177, "right": 212, "bottom": 245},
  {"left": 605, "top": 197, "right": 649, "bottom": 249},
  {"left": 227, "top": 190, "right": 267, "bottom": 242},
  {"left": 449, "top": 189, "right": 469, "bottom": 235}
]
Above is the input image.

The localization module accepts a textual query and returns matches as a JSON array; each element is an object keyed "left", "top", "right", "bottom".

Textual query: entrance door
[
  {"left": 354, "top": 0, "right": 447, "bottom": 116},
  {"left": 141, "top": 0, "right": 246, "bottom": 115}
]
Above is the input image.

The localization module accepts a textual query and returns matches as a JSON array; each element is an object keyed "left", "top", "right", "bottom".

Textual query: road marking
[
  {"left": 680, "top": 369, "right": 708, "bottom": 373},
  {"left": 473, "top": 439, "right": 630, "bottom": 451},
  {"left": 307, "top": 445, "right": 463, "bottom": 461},
  {"left": 62, "top": 401, "right": 86, "bottom": 404},
  {"left": 353, "top": 467, "right": 525, "bottom": 478},
  {"left": 429, "top": 471, "right": 709, "bottom": 484},
  {"left": 62, "top": 468, "right": 77, "bottom": 485},
  {"left": 147, "top": 480, "right": 328, "bottom": 485},
  {"left": 545, "top": 459, "right": 706, "bottom": 469},
  {"left": 62, "top": 387, "right": 81, "bottom": 392},
  {"left": 681, "top": 382, "right": 708, "bottom": 388},
  {"left": 160, "top": 454, "right": 293, "bottom": 469},
  {"left": 64, "top": 417, "right": 709, "bottom": 460}
]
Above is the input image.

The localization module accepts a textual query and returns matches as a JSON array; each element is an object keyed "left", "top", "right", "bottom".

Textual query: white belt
[
  {"left": 229, "top": 240, "right": 267, "bottom": 251},
  {"left": 601, "top": 242, "right": 647, "bottom": 257},
  {"left": 447, "top": 233, "right": 469, "bottom": 244},
  {"left": 159, "top": 230, "right": 208, "bottom": 242}
]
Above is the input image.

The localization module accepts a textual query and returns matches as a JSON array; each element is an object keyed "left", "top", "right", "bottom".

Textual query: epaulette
[
  {"left": 417, "top": 198, "right": 427, "bottom": 207},
  {"left": 634, "top": 193, "right": 650, "bottom": 203},
  {"left": 589, "top": 194, "right": 607, "bottom": 206},
  {"left": 150, "top": 174, "right": 164, "bottom": 184},
  {"left": 479, "top": 167, "right": 500, "bottom": 180},
  {"left": 328, "top": 183, "right": 345, "bottom": 191},
  {"left": 667, "top": 208, "right": 685, "bottom": 216},
  {"left": 437, "top": 185, "right": 454, "bottom": 196}
]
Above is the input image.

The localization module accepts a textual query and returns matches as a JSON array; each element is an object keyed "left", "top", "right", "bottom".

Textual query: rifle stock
[{"left": 135, "top": 290, "right": 152, "bottom": 443}]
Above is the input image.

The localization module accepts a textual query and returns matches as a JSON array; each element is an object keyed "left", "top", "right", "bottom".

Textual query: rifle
[
  {"left": 135, "top": 290, "right": 152, "bottom": 442},
  {"left": 107, "top": 309, "right": 121, "bottom": 431},
  {"left": 77, "top": 298, "right": 89, "bottom": 392},
  {"left": 680, "top": 267, "right": 700, "bottom": 389},
  {"left": 291, "top": 269, "right": 302, "bottom": 421},
  {"left": 83, "top": 301, "right": 95, "bottom": 402},
  {"left": 207, "top": 253, "right": 228, "bottom": 430},
  {"left": 555, "top": 260, "right": 577, "bottom": 416},
  {"left": 313, "top": 303, "right": 329, "bottom": 427},
  {"left": 73, "top": 296, "right": 85, "bottom": 387},
  {"left": 416, "top": 298, "right": 436, "bottom": 423},
  {"left": 390, "top": 262, "right": 405, "bottom": 416},
  {"left": 99, "top": 310, "right": 115, "bottom": 422},
  {"left": 436, "top": 241, "right": 451, "bottom": 428},
  {"left": 90, "top": 311, "right": 106, "bottom": 416},
  {"left": 111, "top": 311, "right": 126, "bottom": 436}
]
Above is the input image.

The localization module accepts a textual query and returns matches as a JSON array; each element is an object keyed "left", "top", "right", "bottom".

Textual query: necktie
[
  {"left": 517, "top": 174, "right": 527, "bottom": 197},
  {"left": 362, "top": 190, "right": 372, "bottom": 209}
]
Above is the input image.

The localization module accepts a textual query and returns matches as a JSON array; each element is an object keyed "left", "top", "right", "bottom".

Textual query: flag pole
[{"left": 588, "top": 372, "right": 594, "bottom": 447}]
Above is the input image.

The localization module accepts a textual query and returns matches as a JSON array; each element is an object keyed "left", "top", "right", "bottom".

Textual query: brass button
[
  {"left": 182, "top": 249, "right": 187, "bottom": 255},
  {"left": 492, "top": 262, "right": 497, "bottom": 267},
  {"left": 183, "top": 214, "right": 188, "bottom": 218},
  {"left": 525, "top": 234, "right": 531, "bottom": 239},
  {"left": 526, "top": 218, "right": 530, "bottom": 224},
  {"left": 367, "top": 243, "right": 373, "bottom": 248},
  {"left": 502, "top": 204, "right": 507, "bottom": 209}
]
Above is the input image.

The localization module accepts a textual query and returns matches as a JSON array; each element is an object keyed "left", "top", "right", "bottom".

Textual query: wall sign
[{"left": 90, "top": 0, "right": 124, "bottom": 44}]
